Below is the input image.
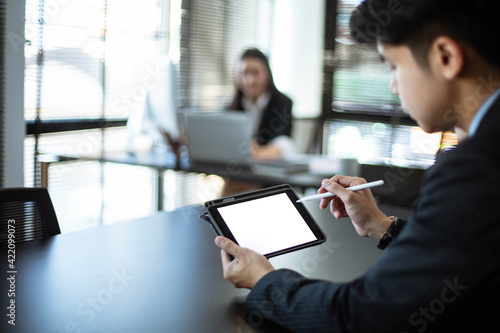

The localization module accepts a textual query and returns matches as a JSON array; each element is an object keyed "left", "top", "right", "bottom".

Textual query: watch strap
[{"left": 377, "top": 216, "right": 405, "bottom": 250}]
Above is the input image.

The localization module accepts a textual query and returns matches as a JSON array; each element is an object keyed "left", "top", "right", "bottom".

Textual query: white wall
[
  {"left": 3, "top": 0, "right": 25, "bottom": 187},
  {"left": 270, "top": 0, "right": 325, "bottom": 118}
]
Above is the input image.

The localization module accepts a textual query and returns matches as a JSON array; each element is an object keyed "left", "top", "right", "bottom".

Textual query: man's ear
[{"left": 429, "top": 36, "right": 465, "bottom": 80}]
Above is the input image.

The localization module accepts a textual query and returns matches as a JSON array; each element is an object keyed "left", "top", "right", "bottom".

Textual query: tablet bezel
[{"left": 205, "top": 184, "right": 326, "bottom": 258}]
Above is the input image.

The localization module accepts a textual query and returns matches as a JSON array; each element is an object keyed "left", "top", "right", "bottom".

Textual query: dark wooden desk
[{"left": 1, "top": 203, "right": 411, "bottom": 332}]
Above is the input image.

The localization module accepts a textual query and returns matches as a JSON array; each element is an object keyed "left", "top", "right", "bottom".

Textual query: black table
[{"left": 1, "top": 202, "right": 411, "bottom": 333}]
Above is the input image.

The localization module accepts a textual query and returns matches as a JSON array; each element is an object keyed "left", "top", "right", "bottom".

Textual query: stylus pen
[{"left": 296, "top": 180, "right": 385, "bottom": 203}]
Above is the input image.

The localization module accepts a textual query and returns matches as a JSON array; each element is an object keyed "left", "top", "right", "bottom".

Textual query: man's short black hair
[{"left": 349, "top": 0, "right": 500, "bottom": 70}]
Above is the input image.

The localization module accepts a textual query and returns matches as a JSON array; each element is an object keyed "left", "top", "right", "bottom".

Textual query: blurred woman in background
[
  {"left": 229, "top": 48, "right": 296, "bottom": 160},
  {"left": 220, "top": 48, "right": 296, "bottom": 196}
]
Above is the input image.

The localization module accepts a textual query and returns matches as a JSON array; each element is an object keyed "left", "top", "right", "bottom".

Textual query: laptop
[{"left": 185, "top": 111, "right": 252, "bottom": 165}]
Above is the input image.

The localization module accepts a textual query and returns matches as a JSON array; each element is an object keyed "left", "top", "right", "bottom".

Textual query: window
[
  {"left": 179, "top": 0, "right": 273, "bottom": 110},
  {"left": 24, "top": 0, "right": 176, "bottom": 231},
  {"left": 323, "top": 0, "right": 457, "bottom": 167},
  {"left": 323, "top": 120, "right": 443, "bottom": 168},
  {"left": 24, "top": 0, "right": 275, "bottom": 231},
  {"left": 332, "top": 0, "right": 401, "bottom": 116}
]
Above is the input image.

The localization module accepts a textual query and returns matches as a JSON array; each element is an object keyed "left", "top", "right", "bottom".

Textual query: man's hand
[
  {"left": 215, "top": 236, "right": 275, "bottom": 289},
  {"left": 319, "top": 175, "right": 392, "bottom": 240}
]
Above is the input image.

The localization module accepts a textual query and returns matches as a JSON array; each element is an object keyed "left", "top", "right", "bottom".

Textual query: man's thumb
[
  {"left": 215, "top": 236, "right": 238, "bottom": 255},
  {"left": 322, "top": 179, "right": 349, "bottom": 198}
]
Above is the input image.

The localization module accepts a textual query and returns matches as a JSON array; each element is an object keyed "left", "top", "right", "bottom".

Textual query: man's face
[{"left": 378, "top": 42, "right": 454, "bottom": 133}]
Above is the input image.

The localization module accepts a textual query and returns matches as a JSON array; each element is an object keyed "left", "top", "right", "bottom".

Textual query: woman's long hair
[{"left": 228, "top": 48, "right": 280, "bottom": 110}]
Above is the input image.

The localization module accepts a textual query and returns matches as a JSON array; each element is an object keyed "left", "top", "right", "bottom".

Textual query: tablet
[{"left": 204, "top": 184, "right": 326, "bottom": 258}]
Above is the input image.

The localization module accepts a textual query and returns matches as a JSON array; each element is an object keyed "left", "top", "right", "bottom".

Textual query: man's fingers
[
  {"left": 318, "top": 179, "right": 335, "bottom": 209},
  {"left": 331, "top": 197, "right": 341, "bottom": 219},
  {"left": 322, "top": 178, "right": 348, "bottom": 196},
  {"left": 215, "top": 236, "right": 240, "bottom": 258},
  {"left": 331, "top": 197, "right": 349, "bottom": 219},
  {"left": 321, "top": 177, "right": 366, "bottom": 202},
  {"left": 220, "top": 249, "right": 232, "bottom": 269},
  {"left": 319, "top": 176, "right": 366, "bottom": 212},
  {"left": 331, "top": 175, "right": 366, "bottom": 188},
  {"left": 319, "top": 194, "right": 334, "bottom": 209},
  {"left": 319, "top": 179, "right": 350, "bottom": 209}
]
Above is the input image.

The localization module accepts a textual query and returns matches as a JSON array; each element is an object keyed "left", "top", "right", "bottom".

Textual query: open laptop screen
[{"left": 185, "top": 111, "right": 251, "bottom": 165}]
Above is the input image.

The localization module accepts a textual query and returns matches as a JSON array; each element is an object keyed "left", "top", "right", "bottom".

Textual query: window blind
[
  {"left": 25, "top": 0, "right": 172, "bottom": 121},
  {"left": 321, "top": 1, "right": 449, "bottom": 169},
  {"left": 25, "top": 0, "right": 172, "bottom": 188},
  {"left": 179, "top": 0, "right": 273, "bottom": 110},
  {"left": 24, "top": 0, "right": 173, "bottom": 229},
  {"left": 332, "top": 0, "right": 403, "bottom": 117},
  {"left": 24, "top": 0, "right": 273, "bottom": 230}
]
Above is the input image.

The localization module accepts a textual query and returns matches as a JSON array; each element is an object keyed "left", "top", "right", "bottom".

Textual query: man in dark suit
[{"left": 215, "top": 0, "right": 500, "bottom": 331}]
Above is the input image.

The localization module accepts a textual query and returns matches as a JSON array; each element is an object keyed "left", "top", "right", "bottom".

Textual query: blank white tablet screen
[{"left": 217, "top": 193, "right": 317, "bottom": 255}]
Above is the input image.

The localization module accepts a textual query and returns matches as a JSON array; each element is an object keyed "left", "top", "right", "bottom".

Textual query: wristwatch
[{"left": 377, "top": 216, "right": 400, "bottom": 250}]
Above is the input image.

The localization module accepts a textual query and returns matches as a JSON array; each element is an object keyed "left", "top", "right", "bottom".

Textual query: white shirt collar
[
  {"left": 242, "top": 92, "right": 272, "bottom": 136},
  {"left": 241, "top": 91, "right": 271, "bottom": 114}
]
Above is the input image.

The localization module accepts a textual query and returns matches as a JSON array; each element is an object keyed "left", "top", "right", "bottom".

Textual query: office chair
[{"left": 0, "top": 187, "right": 61, "bottom": 246}]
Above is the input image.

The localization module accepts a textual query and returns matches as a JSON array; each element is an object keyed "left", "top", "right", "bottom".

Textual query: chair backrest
[{"left": 0, "top": 187, "right": 61, "bottom": 245}]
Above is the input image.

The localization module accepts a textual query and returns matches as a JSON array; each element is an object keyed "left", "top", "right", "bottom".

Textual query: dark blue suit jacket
[{"left": 246, "top": 94, "right": 500, "bottom": 332}]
